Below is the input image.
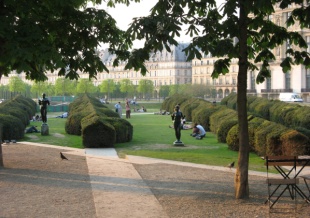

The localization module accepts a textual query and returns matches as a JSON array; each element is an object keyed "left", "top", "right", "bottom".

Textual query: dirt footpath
[{"left": 1, "top": 143, "right": 310, "bottom": 218}]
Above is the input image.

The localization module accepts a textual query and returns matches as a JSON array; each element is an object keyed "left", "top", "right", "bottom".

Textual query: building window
[
  {"left": 219, "top": 78, "right": 223, "bottom": 85},
  {"left": 250, "top": 71, "right": 255, "bottom": 90},
  {"left": 286, "top": 39, "right": 291, "bottom": 57},
  {"left": 212, "top": 79, "right": 216, "bottom": 85},
  {"left": 307, "top": 36, "right": 310, "bottom": 53},
  {"left": 266, "top": 77, "right": 271, "bottom": 90},
  {"left": 306, "top": 69, "right": 310, "bottom": 89},
  {"left": 207, "top": 79, "right": 210, "bottom": 85},
  {"left": 232, "top": 78, "right": 236, "bottom": 85},
  {"left": 285, "top": 72, "right": 291, "bottom": 89},
  {"left": 276, "top": 47, "right": 280, "bottom": 56}
]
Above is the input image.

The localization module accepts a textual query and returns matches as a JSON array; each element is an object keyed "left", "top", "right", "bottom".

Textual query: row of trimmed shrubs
[
  {"left": 65, "top": 94, "right": 133, "bottom": 148},
  {"left": 162, "top": 94, "right": 310, "bottom": 156},
  {"left": 0, "top": 95, "right": 36, "bottom": 141},
  {"left": 221, "top": 93, "right": 310, "bottom": 138}
]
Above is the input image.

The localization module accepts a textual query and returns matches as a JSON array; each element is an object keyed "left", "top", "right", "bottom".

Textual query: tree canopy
[{"left": 0, "top": 0, "right": 140, "bottom": 81}]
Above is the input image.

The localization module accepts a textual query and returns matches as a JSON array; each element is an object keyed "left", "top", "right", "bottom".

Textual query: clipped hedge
[
  {"left": 81, "top": 115, "right": 116, "bottom": 148},
  {"left": 226, "top": 116, "right": 309, "bottom": 156},
  {"left": 0, "top": 114, "right": 25, "bottom": 140},
  {"left": 192, "top": 104, "right": 225, "bottom": 131},
  {"left": 280, "top": 130, "right": 310, "bottom": 156},
  {"left": 162, "top": 94, "right": 190, "bottom": 113},
  {"left": 0, "top": 95, "right": 36, "bottom": 141},
  {"left": 224, "top": 93, "right": 310, "bottom": 132},
  {"left": 217, "top": 119, "right": 238, "bottom": 143},
  {"left": 209, "top": 108, "right": 237, "bottom": 133},
  {"left": 67, "top": 94, "right": 133, "bottom": 148}
]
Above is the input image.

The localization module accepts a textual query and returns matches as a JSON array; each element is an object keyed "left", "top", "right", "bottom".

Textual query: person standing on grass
[
  {"left": 171, "top": 105, "right": 184, "bottom": 143},
  {"left": 125, "top": 101, "right": 131, "bottom": 119},
  {"left": 115, "top": 102, "right": 122, "bottom": 118}
]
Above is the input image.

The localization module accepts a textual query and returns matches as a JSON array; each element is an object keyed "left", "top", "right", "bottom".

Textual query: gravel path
[{"left": 1, "top": 143, "right": 310, "bottom": 218}]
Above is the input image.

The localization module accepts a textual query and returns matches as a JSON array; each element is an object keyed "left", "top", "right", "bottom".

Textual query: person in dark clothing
[
  {"left": 38, "top": 93, "right": 50, "bottom": 123},
  {"left": 25, "top": 126, "right": 40, "bottom": 133},
  {"left": 171, "top": 105, "right": 185, "bottom": 143}
]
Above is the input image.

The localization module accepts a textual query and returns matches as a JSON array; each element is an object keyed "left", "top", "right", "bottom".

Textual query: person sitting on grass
[
  {"left": 191, "top": 123, "right": 206, "bottom": 139},
  {"left": 25, "top": 126, "right": 40, "bottom": 133}
]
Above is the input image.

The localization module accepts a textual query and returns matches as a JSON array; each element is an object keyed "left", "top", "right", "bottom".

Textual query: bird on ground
[
  {"left": 60, "top": 152, "right": 68, "bottom": 160},
  {"left": 227, "top": 161, "right": 235, "bottom": 169}
]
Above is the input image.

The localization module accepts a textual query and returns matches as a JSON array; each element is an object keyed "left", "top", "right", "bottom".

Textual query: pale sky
[{"left": 95, "top": 0, "right": 225, "bottom": 48}]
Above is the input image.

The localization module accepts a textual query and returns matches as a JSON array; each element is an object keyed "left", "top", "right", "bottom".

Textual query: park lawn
[
  {"left": 22, "top": 109, "right": 266, "bottom": 172},
  {"left": 115, "top": 113, "right": 266, "bottom": 172},
  {"left": 23, "top": 114, "right": 83, "bottom": 149}
]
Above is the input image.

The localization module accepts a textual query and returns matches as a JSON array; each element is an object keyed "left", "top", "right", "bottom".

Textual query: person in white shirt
[
  {"left": 114, "top": 102, "right": 122, "bottom": 118},
  {"left": 193, "top": 123, "right": 206, "bottom": 139}
]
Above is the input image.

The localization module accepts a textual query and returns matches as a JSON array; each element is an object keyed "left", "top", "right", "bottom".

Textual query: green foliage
[
  {"left": 182, "top": 100, "right": 201, "bottom": 122},
  {"left": 279, "top": 130, "right": 310, "bottom": 156},
  {"left": 0, "top": 95, "right": 35, "bottom": 140},
  {"left": 162, "top": 93, "right": 190, "bottom": 114},
  {"left": 0, "top": 114, "right": 25, "bottom": 140},
  {"left": 0, "top": 95, "right": 36, "bottom": 123},
  {"left": 98, "top": 79, "right": 116, "bottom": 94},
  {"left": 66, "top": 111, "right": 91, "bottom": 135},
  {"left": 217, "top": 119, "right": 238, "bottom": 143},
  {"left": 192, "top": 105, "right": 226, "bottom": 131},
  {"left": 103, "top": 117, "right": 133, "bottom": 143},
  {"left": 247, "top": 97, "right": 272, "bottom": 120},
  {"left": 294, "top": 127, "right": 310, "bottom": 139},
  {"left": 137, "top": 79, "right": 154, "bottom": 97},
  {"left": 81, "top": 115, "right": 116, "bottom": 148},
  {"left": 1, "top": 1, "right": 133, "bottom": 81},
  {"left": 119, "top": 79, "right": 135, "bottom": 96},
  {"left": 226, "top": 125, "right": 239, "bottom": 151},
  {"left": 66, "top": 94, "right": 132, "bottom": 147},
  {"left": 209, "top": 108, "right": 237, "bottom": 134},
  {"left": 221, "top": 93, "right": 237, "bottom": 109},
  {"left": 8, "top": 76, "right": 26, "bottom": 93},
  {"left": 76, "top": 78, "right": 97, "bottom": 94},
  {"left": 54, "top": 78, "right": 76, "bottom": 96},
  {"left": 159, "top": 85, "right": 170, "bottom": 98}
]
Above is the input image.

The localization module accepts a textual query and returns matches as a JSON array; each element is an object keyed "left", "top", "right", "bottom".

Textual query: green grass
[
  {"left": 24, "top": 113, "right": 83, "bottom": 149},
  {"left": 22, "top": 108, "right": 266, "bottom": 172},
  {"left": 114, "top": 114, "right": 266, "bottom": 172}
]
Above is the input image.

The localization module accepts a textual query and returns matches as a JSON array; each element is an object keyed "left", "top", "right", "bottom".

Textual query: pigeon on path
[
  {"left": 60, "top": 152, "right": 68, "bottom": 160},
  {"left": 227, "top": 161, "right": 235, "bottom": 169}
]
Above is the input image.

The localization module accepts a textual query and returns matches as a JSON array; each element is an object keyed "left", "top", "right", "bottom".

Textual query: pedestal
[
  {"left": 41, "top": 123, "right": 49, "bottom": 136},
  {"left": 173, "top": 141, "right": 184, "bottom": 146}
]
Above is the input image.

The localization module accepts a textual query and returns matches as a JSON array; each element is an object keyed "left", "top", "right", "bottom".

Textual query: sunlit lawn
[{"left": 22, "top": 108, "right": 266, "bottom": 172}]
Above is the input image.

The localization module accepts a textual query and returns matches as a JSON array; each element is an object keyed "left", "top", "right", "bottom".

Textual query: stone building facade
[{"left": 192, "top": 2, "right": 310, "bottom": 101}]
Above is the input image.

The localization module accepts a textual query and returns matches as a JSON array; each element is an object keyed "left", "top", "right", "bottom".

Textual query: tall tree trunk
[
  {"left": 234, "top": 0, "right": 250, "bottom": 199},
  {"left": 0, "top": 144, "right": 3, "bottom": 167}
]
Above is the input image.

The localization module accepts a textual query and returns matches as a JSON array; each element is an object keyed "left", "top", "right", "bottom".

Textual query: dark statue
[{"left": 38, "top": 93, "right": 50, "bottom": 123}]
